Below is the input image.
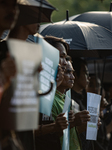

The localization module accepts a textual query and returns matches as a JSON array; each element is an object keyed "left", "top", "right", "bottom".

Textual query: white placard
[{"left": 86, "top": 92, "right": 101, "bottom": 140}]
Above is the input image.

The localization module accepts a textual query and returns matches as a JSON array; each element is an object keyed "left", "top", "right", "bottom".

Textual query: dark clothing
[
  {"left": 1, "top": 130, "right": 34, "bottom": 150},
  {"left": 35, "top": 113, "right": 61, "bottom": 150},
  {"left": 71, "top": 89, "right": 94, "bottom": 150},
  {"left": 0, "top": 41, "right": 8, "bottom": 64},
  {"left": 94, "top": 119, "right": 109, "bottom": 150},
  {"left": 103, "top": 107, "right": 112, "bottom": 150},
  {"left": 71, "top": 90, "right": 86, "bottom": 111},
  {"left": 16, "top": 131, "right": 34, "bottom": 150}
]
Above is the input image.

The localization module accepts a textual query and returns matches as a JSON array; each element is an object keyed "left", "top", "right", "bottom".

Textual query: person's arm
[
  {"left": 77, "top": 117, "right": 102, "bottom": 134},
  {"left": 1, "top": 55, "right": 16, "bottom": 82},
  {"left": 106, "top": 120, "right": 112, "bottom": 134},
  {"left": 35, "top": 113, "right": 68, "bottom": 137}
]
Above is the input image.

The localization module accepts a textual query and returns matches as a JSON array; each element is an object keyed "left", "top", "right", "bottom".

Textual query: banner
[{"left": 0, "top": 39, "right": 42, "bottom": 131}]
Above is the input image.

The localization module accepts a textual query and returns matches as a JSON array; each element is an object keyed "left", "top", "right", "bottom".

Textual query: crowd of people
[{"left": 0, "top": 0, "right": 112, "bottom": 150}]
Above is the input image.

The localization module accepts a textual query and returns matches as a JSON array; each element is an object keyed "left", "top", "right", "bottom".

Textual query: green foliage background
[{"left": 47, "top": 0, "right": 112, "bottom": 22}]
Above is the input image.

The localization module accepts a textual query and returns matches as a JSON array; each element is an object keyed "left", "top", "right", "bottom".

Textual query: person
[
  {"left": 0, "top": 23, "right": 42, "bottom": 150},
  {"left": 51, "top": 59, "right": 82, "bottom": 150},
  {"left": 71, "top": 58, "right": 103, "bottom": 150},
  {"left": 44, "top": 35, "right": 69, "bottom": 87},
  {"left": 0, "top": 20, "right": 45, "bottom": 150},
  {"left": 104, "top": 83, "right": 112, "bottom": 150},
  {"left": 52, "top": 57, "right": 97, "bottom": 150},
  {"left": 87, "top": 75, "right": 109, "bottom": 150},
  {"left": 35, "top": 35, "right": 69, "bottom": 150},
  {"left": 87, "top": 75, "right": 101, "bottom": 95},
  {"left": 0, "top": 0, "right": 19, "bottom": 99},
  {"left": 71, "top": 58, "right": 89, "bottom": 111},
  {"left": 0, "top": 1, "right": 19, "bottom": 149}
]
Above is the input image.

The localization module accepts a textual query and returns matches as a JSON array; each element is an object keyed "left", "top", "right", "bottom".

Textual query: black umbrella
[
  {"left": 40, "top": 20, "right": 112, "bottom": 58},
  {"left": 69, "top": 11, "right": 112, "bottom": 31},
  {"left": 16, "top": 0, "right": 56, "bottom": 25}
]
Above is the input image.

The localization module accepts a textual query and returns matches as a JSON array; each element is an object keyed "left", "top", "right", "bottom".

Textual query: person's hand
[
  {"left": 54, "top": 113, "right": 68, "bottom": 132},
  {"left": 74, "top": 110, "right": 90, "bottom": 126},
  {"left": 56, "top": 64, "right": 64, "bottom": 87},
  {"left": 1, "top": 55, "right": 16, "bottom": 81},
  {"left": 37, "top": 63, "right": 43, "bottom": 73},
  {"left": 97, "top": 117, "right": 102, "bottom": 129},
  {"left": 69, "top": 110, "right": 75, "bottom": 123},
  {"left": 100, "top": 97, "right": 108, "bottom": 111}
]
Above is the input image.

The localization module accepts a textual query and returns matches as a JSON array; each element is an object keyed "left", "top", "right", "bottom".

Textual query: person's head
[
  {"left": 9, "top": 23, "right": 39, "bottom": 39},
  {"left": 87, "top": 75, "right": 101, "bottom": 94},
  {"left": 44, "top": 36, "right": 69, "bottom": 71},
  {"left": 72, "top": 58, "right": 89, "bottom": 91},
  {"left": 22, "top": 23, "right": 40, "bottom": 35},
  {"left": 0, "top": 0, "right": 18, "bottom": 35},
  {"left": 58, "top": 60, "right": 75, "bottom": 93}
]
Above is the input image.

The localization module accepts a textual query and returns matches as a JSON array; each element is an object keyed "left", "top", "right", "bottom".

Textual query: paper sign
[
  {"left": 63, "top": 95, "right": 71, "bottom": 113},
  {"left": 34, "top": 36, "right": 59, "bottom": 116},
  {"left": 62, "top": 90, "right": 71, "bottom": 150},
  {"left": 0, "top": 39, "right": 42, "bottom": 131},
  {"left": 62, "top": 111, "right": 70, "bottom": 150},
  {"left": 86, "top": 92, "right": 101, "bottom": 140}
]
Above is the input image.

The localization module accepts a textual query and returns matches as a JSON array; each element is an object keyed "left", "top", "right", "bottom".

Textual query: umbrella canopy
[
  {"left": 69, "top": 11, "right": 112, "bottom": 31},
  {"left": 40, "top": 20, "right": 112, "bottom": 58},
  {"left": 16, "top": 0, "right": 56, "bottom": 25}
]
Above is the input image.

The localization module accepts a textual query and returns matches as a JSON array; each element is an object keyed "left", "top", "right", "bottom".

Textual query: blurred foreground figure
[
  {"left": 0, "top": 23, "right": 40, "bottom": 150},
  {"left": 0, "top": 0, "right": 19, "bottom": 101}
]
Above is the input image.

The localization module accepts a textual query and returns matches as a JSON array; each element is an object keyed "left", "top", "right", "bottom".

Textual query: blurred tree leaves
[{"left": 48, "top": 0, "right": 112, "bottom": 22}]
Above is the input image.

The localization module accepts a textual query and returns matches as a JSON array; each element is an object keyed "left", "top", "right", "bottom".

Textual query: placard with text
[
  {"left": 36, "top": 36, "right": 59, "bottom": 116},
  {"left": 0, "top": 39, "right": 42, "bottom": 131}
]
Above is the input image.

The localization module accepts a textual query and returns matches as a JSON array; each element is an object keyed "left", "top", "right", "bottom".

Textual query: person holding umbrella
[
  {"left": 3, "top": 22, "right": 41, "bottom": 150},
  {"left": 0, "top": 0, "right": 56, "bottom": 95},
  {"left": 0, "top": 0, "right": 56, "bottom": 150}
]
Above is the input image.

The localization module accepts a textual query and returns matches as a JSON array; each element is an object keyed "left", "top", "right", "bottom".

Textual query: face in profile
[
  {"left": 76, "top": 63, "right": 89, "bottom": 90},
  {"left": 25, "top": 23, "right": 40, "bottom": 35},
  {"left": 87, "top": 76, "right": 101, "bottom": 94},
  {"left": 56, "top": 42, "right": 67, "bottom": 72},
  {"left": 0, "top": 0, "right": 18, "bottom": 33},
  {"left": 61, "top": 61, "right": 75, "bottom": 89}
]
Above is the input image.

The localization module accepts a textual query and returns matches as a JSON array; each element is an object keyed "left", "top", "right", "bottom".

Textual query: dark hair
[
  {"left": 44, "top": 35, "right": 69, "bottom": 53},
  {"left": 72, "top": 58, "right": 87, "bottom": 77}
]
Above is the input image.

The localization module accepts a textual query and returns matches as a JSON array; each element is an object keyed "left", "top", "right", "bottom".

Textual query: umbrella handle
[{"left": 37, "top": 81, "right": 53, "bottom": 96}]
